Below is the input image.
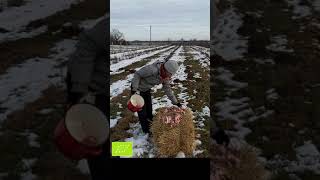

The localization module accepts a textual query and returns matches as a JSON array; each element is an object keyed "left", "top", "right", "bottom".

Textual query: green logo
[{"left": 112, "top": 142, "right": 133, "bottom": 157}]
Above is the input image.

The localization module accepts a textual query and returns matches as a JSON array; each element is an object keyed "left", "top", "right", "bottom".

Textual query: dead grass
[
  {"left": 182, "top": 46, "right": 210, "bottom": 157},
  {"left": 183, "top": 46, "right": 210, "bottom": 111},
  {"left": 110, "top": 115, "right": 137, "bottom": 142},
  {"left": 210, "top": 140, "right": 270, "bottom": 180}
]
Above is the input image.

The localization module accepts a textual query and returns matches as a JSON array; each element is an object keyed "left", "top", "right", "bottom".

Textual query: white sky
[{"left": 111, "top": 0, "right": 210, "bottom": 41}]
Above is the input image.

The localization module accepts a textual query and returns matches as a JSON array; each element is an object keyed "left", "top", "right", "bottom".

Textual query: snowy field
[
  {"left": 212, "top": 0, "right": 320, "bottom": 179},
  {"left": 110, "top": 45, "right": 170, "bottom": 64},
  {"left": 110, "top": 45, "right": 160, "bottom": 54},
  {"left": 110, "top": 45, "right": 210, "bottom": 158},
  {"left": 0, "top": 0, "right": 87, "bottom": 42}
]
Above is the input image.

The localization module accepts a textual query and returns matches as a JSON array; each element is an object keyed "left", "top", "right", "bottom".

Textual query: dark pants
[
  {"left": 86, "top": 94, "right": 110, "bottom": 180},
  {"left": 138, "top": 90, "right": 153, "bottom": 133}
]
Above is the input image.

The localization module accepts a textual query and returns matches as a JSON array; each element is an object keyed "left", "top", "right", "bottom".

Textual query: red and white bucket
[
  {"left": 127, "top": 94, "right": 145, "bottom": 112},
  {"left": 54, "top": 104, "right": 109, "bottom": 160}
]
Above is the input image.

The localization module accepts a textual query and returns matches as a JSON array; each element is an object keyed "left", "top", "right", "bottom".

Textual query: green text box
[{"left": 112, "top": 142, "right": 133, "bottom": 157}]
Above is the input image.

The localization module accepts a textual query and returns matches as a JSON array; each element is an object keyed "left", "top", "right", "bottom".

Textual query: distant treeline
[{"left": 128, "top": 40, "right": 210, "bottom": 48}]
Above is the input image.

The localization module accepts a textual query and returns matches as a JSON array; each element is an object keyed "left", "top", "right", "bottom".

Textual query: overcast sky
[{"left": 111, "top": 0, "right": 210, "bottom": 41}]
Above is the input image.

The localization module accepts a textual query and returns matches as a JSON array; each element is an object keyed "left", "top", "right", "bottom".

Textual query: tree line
[{"left": 110, "top": 29, "right": 128, "bottom": 45}]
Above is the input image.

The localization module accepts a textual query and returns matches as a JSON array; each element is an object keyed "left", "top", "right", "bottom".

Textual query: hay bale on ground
[
  {"left": 210, "top": 139, "right": 270, "bottom": 180},
  {"left": 151, "top": 107, "right": 195, "bottom": 157}
]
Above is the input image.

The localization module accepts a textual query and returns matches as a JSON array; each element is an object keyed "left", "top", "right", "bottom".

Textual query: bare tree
[{"left": 110, "top": 28, "right": 125, "bottom": 45}]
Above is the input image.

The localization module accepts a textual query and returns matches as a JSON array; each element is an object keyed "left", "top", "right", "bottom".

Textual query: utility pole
[{"left": 149, "top": 25, "right": 152, "bottom": 46}]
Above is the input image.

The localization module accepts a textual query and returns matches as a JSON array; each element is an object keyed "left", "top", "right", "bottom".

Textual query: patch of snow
[
  {"left": 266, "top": 35, "right": 294, "bottom": 53},
  {"left": 124, "top": 123, "right": 153, "bottom": 158},
  {"left": 286, "top": 0, "right": 312, "bottom": 19},
  {"left": 215, "top": 97, "right": 253, "bottom": 138},
  {"left": 152, "top": 84, "right": 163, "bottom": 93},
  {"left": 27, "top": 133, "right": 40, "bottom": 148},
  {"left": 202, "top": 106, "right": 210, "bottom": 117},
  {"left": 287, "top": 141, "right": 320, "bottom": 174},
  {"left": 190, "top": 47, "right": 210, "bottom": 68},
  {"left": 20, "top": 171, "right": 37, "bottom": 180},
  {"left": 215, "top": 67, "right": 248, "bottom": 91},
  {"left": 110, "top": 75, "right": 132, "bottom": 98},
  {"left": 110, "top": 116, "right": 121, "bottom": 128},
  {"left": 0, "top": 0, "right": 84, "bottom": 33},
  {"left": 170, "top": 46, "right": 185, "bottom": 63},
  {"left": 77, "top": 160, "right": 90, "bottom": 174},
  {"left": 79, "top": 15, "right": 107, "bottom": 30},
  {"left": 269, "top": 141, "right": 320, "bottom": 175},
  {"left": 212, "top": 8, "right": 248, "bottom": 61},
  {"left": 118, "top": 103, "right": 123, "bottom": 109},
  {"left": 193, "top": 73, "right": 201, "bottom": 79},
  {"left": 38, "top": 108, "right": 54, "bottom": 115},
  {"left": 245, "top": 11, "right": 264, "bottom": 18},
  {"left": 173, "top": 64, "right": 187, "bottom": 81},
  {"left": 296, "top": 141, "right": 320, "bottom": 157},
  {"left": 289, "top": 123, "right": 295, "bottom": 127},
  {"left": 0, "top": 39, "right": 77, "bottom": 123},
  {"left": 253, "top": 58, "right": 275, "bottom": 65},
  {"left": 266, "top": 88, "right": 279, "bottom": 101},
  {"left": 22, "top": 158, "right": 37, "bottom": 169},
  {"left": 193, "top": 150, "right": 204, "bottom": 156},
  {"left": 176, "top": 151, "right": 186, "bottom": 158},
  {"left": 194, "top": 139, "right": 202, "bottom": 146},
  {"left": 0, "top": 25, "right": 47, "bottom": 43},
  {"left": 152, "top": 96, "right": 173, "bottom": 115}
]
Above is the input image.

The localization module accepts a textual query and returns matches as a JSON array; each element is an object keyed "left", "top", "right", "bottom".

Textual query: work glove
[
  {"left": 212, "top": 128, "right": 230, "bottom": 146},
  {"left": 176, "top": 102, "right": 182, "bottom": 108}
]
